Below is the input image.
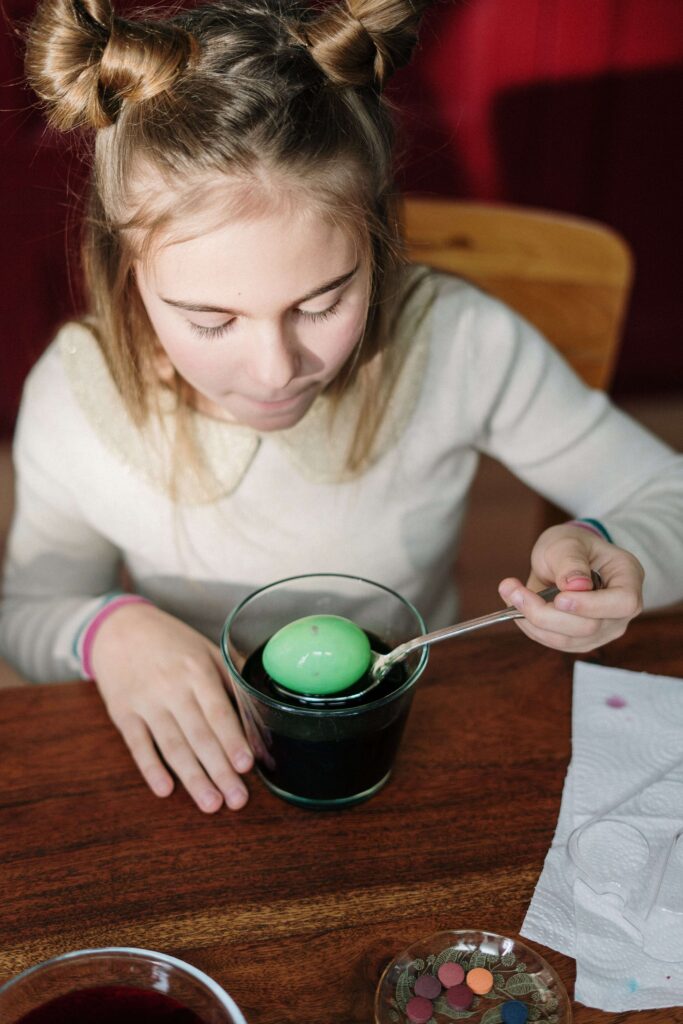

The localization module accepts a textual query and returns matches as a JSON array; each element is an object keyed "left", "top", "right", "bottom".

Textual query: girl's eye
[
  {"left": 189, "top": 320, "right": 235, "bottom": 339},
  {"left": 296, "top": 298, "right": 342, "bottom": 322},
  {"left": 187, "top": 296, "right": 342, "bottom": 336}
]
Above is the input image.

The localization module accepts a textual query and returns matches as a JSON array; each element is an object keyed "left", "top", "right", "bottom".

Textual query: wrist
[{"left": 81, "top": 594, "right": 154, "bottom": 680}]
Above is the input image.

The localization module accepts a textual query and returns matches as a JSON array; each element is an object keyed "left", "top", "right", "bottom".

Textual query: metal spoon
[{"left": 272, "top": 569, "right": 603, "bottom": 706}]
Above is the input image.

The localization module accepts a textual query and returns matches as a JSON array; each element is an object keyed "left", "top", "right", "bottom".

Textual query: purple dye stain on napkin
[{"left": 606, "top": 694, "right": 628, "bottom": 708}]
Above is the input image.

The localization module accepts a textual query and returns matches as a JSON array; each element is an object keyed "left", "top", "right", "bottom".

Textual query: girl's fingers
[
  {"left": 524, "top": 601, "right": 602, "bottom": 640},
  {"left": 106, "top": 666, "right": 252, "bottom": 812},
  {"left": 92, "top": 616, "right": 255, "bottom": 813},
  {"left": 553, "top": 584, "right": 642, "bottom": 620},
  {"left": 177, "top": 694, "right": 250, "bottom": 809},
  {"left": 146, "top": 710, "right": 226, "bottom": 814},
  {"left": 199, "top": 654, "right": 254, "bottom": 775},
  {"left": 115, "top": 711, "right": 175, "bottom": 799},
  {"left": 117, "top": 704, "right": 249, "bottom": 812},
  {"left": 511, "top": 615, "right": 616, "bottom": 652},
  {"left": 501, "top": 568, "right": 642, "bottom": 628},
  {"left": 499, "top": 532, "right": 644, "bottom": 654},
  {"left": 500, "top": 579, "right": 634, "bottom": 650},
  {"left": 499, "top": 579, "right": 600, "bottom": 638},
  {"left": 200, "top": 701, "right": 254, "bottom": 776}
]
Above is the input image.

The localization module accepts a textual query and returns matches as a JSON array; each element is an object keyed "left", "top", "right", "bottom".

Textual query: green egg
[{"left": 262, "top": 614, "right": 372, "bottom": 696}]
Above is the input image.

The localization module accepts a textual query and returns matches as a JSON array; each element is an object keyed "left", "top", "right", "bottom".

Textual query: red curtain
[{"left": 390, "top": 0, "right": 683, "bottom": 396}]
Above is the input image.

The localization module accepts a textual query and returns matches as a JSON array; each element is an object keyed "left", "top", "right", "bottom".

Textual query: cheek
[
  {"left": 323, "top": 309, "right": 367, "bottom": 369},
  {"left": 147, "top": 309, "right": 217, "bottom": 372}
]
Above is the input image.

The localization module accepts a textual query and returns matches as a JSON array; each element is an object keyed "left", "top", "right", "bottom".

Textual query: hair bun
[
  {"left": 304, "top": 0, "right": 431, "bottom": 89},
  {"left": 25, "top": 0, "right": 197, "bottom": 130}
]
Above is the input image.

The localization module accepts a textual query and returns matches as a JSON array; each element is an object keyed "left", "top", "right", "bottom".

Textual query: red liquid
[{"left": 13, "top": 985, "right": 210, "bottom": 1024}]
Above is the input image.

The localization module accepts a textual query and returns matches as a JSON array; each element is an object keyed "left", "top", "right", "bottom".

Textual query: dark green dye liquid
[{"left": 242, "top": 633, "right": 411, "bottom": 803}]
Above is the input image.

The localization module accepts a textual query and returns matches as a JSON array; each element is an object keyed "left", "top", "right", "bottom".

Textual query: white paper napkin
[{"left": 521, "top": 660, "right": 683, "bottom": 1011}]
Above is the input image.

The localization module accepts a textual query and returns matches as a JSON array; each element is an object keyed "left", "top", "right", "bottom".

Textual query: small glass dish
[{"left": 375, "top": 930, "right": 571, "bottom": 1024}]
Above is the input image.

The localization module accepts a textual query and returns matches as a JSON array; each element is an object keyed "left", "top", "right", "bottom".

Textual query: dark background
[{"left": 1, "top": 0, "right": 682, "bottom": 437}]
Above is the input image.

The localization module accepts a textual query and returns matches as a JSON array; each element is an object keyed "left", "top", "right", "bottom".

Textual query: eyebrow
[{"left": 160, "top": 265, "right": 359, "bottom": 315}]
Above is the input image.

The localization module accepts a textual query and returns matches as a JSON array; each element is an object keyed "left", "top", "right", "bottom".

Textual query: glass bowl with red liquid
[{"left": 0, "top": 947, "right": 248, "bottom": 1024}]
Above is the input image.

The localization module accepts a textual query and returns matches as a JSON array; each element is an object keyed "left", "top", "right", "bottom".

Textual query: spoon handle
[{"left": 376, "top": 568, "right": 603, "bottom": 674}]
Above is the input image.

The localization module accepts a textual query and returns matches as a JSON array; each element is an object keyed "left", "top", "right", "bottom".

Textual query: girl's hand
[
  {"left": 498, "top": 522, "right": 644, "bottom": 652},
  {"left": 90, "top": 603, "right": 254, "bottom": 813}
]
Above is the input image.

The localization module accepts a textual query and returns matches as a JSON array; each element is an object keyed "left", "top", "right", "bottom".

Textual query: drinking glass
[{"left": 221, "top": 573, "right": 429, "bottom": 809}]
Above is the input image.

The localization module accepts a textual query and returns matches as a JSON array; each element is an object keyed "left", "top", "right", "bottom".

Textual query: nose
[{"left": 247, "top": 321, "right": 301, "bottom": 392}]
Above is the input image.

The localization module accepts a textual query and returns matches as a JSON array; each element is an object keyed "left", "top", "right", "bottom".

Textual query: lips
[
  {"left": 251, "top": 395, "right": 301, "bottom": 406},
  {"left": 242, "top": 388, "right": 315, "bottom": 410},
  {"left": 207, "top": 385, "right": 321, "bottom": 430}
]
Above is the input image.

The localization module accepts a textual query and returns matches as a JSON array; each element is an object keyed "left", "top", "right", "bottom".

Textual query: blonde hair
[{"left": 25, "top": 0, "right": 432, "bottom": 477}]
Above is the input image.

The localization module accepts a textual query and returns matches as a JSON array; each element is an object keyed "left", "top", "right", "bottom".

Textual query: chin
[{"left": 245, "top": 410, "right": 308, "bottom": 432}]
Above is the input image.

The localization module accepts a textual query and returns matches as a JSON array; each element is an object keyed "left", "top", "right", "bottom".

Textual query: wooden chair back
[{"left": 401, "top": 197, "right": 633, "bottom": 390}]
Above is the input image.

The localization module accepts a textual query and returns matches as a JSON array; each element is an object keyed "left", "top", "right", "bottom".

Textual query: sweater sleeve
[
  {"left": 0, "top": 342, "right": 122, "bottom": 683},
  {"left": 450, "top": 287, "right": 683, "bottom": 610}
]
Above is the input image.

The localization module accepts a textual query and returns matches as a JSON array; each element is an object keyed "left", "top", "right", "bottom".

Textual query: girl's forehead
[
  {"left": 161, "top": 208, "right": 350, "bottom": 259},
  {"left": 116, "top": 155, "right": 371, "bottom": 266},
  {"left": 124, "top": 169, "right": 361, "bottom": 273},
  {"left": 140, "top": 206, "right": 363, "bottom": 306}
]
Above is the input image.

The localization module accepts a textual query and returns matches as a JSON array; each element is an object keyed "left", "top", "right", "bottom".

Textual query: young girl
[{"left": 2, "top": 0, "right": 681, "bottom": 814}]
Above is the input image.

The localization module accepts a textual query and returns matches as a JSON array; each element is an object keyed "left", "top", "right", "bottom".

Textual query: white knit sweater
[{"left": 2, "top": 270, "right": 682, "bottom": 682}]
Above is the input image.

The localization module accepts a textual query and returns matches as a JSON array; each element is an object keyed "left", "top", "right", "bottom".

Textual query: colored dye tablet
[
  {"left": 466, "top": 966, "right": 494, "bottom": 994},
  {"left": 261, "top": 614, "right": 371, "bottom": 695},
  {"left": 405, "top": 995, "right": 433, "bottom": 1023},
  {"left": 445, "top": 983, "right": 474, "bottom": 1010},
  {"left": 437, "top": 962, "right": 464, "bottom": 987},
  {"left": 501, "top": 999, "right": 529, "bottom": 1024},
  {"left": 414, "top": 974, "right": 441, "bottom": 999}
]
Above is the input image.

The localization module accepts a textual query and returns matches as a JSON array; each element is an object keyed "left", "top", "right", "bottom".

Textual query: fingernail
[
  {"left": 510, "top": 589, "right": 524, "bottom": 607},
  {"left": 150, "top": 773, "right": 173, "bottom": 798},
  {"left": 201, "top": 790, "right": 222, "bottom": 812},
  {"left": 227, "top": 785, "right": 247, "bottom": 810},
  {"left": 556, "top": 595, "right": 576, "bottom": 612},
  {"left": 235, "top": 751, "right": 253, "bottom": 772},
  {"left": 565, "top": 571, "right": 590, "bottom": 582}
]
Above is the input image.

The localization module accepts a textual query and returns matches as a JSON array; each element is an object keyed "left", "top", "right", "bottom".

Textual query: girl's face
[{"left": 135, "top": 203, "right": 370, "bottom": 431}]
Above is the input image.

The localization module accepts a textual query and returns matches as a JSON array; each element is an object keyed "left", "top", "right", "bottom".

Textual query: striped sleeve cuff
[
  {"left": 74, "top": 592, "right": 153, "bottom": 680},
  {"left": 567, "top": 518, "right": 613, "bottom": 543}
]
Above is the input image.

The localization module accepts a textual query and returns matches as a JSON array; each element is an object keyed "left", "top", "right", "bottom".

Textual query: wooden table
[{"left": 1, "top": 613, "right": 682, "bottom": 1023}]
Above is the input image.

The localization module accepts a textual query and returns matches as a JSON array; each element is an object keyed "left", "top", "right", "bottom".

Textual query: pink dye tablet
[
  {"left": 405, "top": 995, "right": 433, "bottom": 1023},
  {"left": 437, "top": 962, "right": 465, "bottom": 987},
  {"left": 445, "top": 983, "right": 474, "bottom": 1010}
]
